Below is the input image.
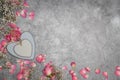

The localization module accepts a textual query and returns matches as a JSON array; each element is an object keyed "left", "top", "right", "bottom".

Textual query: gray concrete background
[{"left": 1, "top": 0, "right": 120, "bottom": 80}]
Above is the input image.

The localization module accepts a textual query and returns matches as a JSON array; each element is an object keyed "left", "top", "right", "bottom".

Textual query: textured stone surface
[{"left": 1, "top": 0, "right": 120, "bottom": 80}]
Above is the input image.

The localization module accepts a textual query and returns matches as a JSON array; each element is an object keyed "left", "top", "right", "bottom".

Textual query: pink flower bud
[{"left": 70, "top": 62, "right": 76, "bottom": 68}]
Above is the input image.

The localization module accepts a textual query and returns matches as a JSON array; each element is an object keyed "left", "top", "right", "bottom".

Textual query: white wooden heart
[
  {"left": 14, "top": 40, "right": 32, "bottom": 57},
  {"left": 7, "top": 32, "right": 35, "bottom": 59}
]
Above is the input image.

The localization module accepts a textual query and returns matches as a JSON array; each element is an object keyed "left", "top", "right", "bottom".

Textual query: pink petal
[
  {"left": 36, "top": 54, "right": 46, "bottom": 63},
  {"left": 62, "top": 66, "right": 68, "bottom": 70},
  {"left": 116, "top": 66, "right": 120, "bottom": 71},
  {"left": 102, "top": 72, "right": 108, "bottom": 78},
  {"left": 85, "top": 67, "right": 91, "bottom": 72},
  {"left": 16, "top": 11, "right": 20, "bottom": 16},
  {"left": 23, "top": 0, "right": 29, "bottom": 7},
  {"left": 95, "top": 68, "right": 101, "bottom": 74},
  {"left": 69, "top": 70, "right": 74, "bottom": 75},
  {"left": 0, "top": 66, "right": 2, "bottom": 71},
  {"left": 8, "top": 22, "right": 19, "bottom": 29},
  {"left": 20, "top": 9, "right": 27, "bottom": 18},
  {"left": 1, "top": 40, "right": 7, "bottom": 47},
  {"left": 23, "top": 60, "right": 31, "bottom": 64},
  {"left": 30, "top": 62, "right": 36, "bottom": 67},
  {"left": 79, "top": 69, "right": 87, "bottom": 75},
  {"left": 82, "top": 74, "right": 89, "bottom": 79},
  {"left": 17, "top": 73, "right": 23, "bottom": 80},
  {"left": 72, "top": 76, "right": 78, "bottom": 80},
  {"left": 11, "top": 65, "right": 16, "bottom": 70},
  {"left": 29, "top": 12, "right": 35, "bottom": 20},
  {"left": 115, "top": 70, "right": 120, "bottom": 76}
]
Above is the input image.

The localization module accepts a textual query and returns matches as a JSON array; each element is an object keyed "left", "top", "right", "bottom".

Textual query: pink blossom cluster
[
  {"left": 15, "top": 0, "right": 35, "bottom": 20},
  {"left": 16, "top": 60, "right": 36, "bottom": 80},
  {"left": 0, "top": 23, "right": 21, "bottom": 54}
]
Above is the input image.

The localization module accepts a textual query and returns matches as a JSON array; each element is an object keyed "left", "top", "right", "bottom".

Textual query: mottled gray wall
[{"left": 1, "top": 0, "right": 120, "bottom": 80}]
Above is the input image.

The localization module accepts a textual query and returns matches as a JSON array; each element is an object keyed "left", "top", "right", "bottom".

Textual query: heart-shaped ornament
[{"left": 7, "top": 32, "right": 35, "bottom": 59}]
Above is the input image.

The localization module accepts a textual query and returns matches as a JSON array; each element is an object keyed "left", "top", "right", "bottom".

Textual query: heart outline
[{"left": 7, "top": 32, "right": 35, "bottom": 60}]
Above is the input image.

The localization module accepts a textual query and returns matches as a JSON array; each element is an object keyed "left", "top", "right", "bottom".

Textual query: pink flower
[
  {"left": 30, "top": 62, "right": 36, "bottom": 67},
  {"left": 29, "top": 12, "right": 35, "bottom": 20},
  {"left": 20, "top": 9, "right": 27, "bottom": 18},
  {"left": 23, "top": 60, "right": 31, "bottom": 64},
  {"left": 69, "top": 70, "right": 78, "bottom": 80},
  {"left": 95, "top": 68, "right": 101, "bottom": 74},
  {"left": 115, "top": 70, "right": 120, "bottom": 76},
  {"left": 62, "top": 66, "right": 68, "bottom": 70},
  {"left": 70, "top": 62, "right": 76, "bottom": 68},
  {"left": 102, "top": 72, "right": 108, "bottom": 79},
  {"left": 42, "top": 62, "right": 54, "bottom": 76},
  {"left": 79, "top": 68, "right": 87, "bottom": 75},
  {"left": 72, "top": 76, "right": 78, "bottom": 80},
  {"left": 23, "top": 0, "right": 29, "bottom": 7},
  {"left": 8, "top": 22, "right": 19, "bottom": 30},
  {"left": 1, "top": 40, "right": 7, "bottom": 47},
  {"left": 7, "top": 29, "right": 21, "bottom": 42},
  {"left": 36, "top": 54, "right": 46, "bottom": 63},
  {"left": 6, "top": 61, "right": 12, "bottom": 67},
  {"left": 69, "top": 70, "right": 74, "bottom": 75},
  {"left": 5, "top": 34, "right": 11, "bottom": 42},
  {"left": 79, "top": 68, "right": 89, "bottom": 79},
  {"left": 0, "top": 66, "right": 2, "bottom": 71},
  {"left": 17, "top": 73, "right": 23, "bottom": 80},
  {"left": 116, "top": 66, "right": 120, "bottom": 71},
  {"left": 16, "top": 11, "right": 20, "bottom": 16},
  {"left": 9, "top": 65, "right": 16, "bottom": 74},
  {"left": 82, "top": 74, "right": 89, "bottom": 79},
  {"left": 85, "top": 67, "right": 90, "bottom": 72}
]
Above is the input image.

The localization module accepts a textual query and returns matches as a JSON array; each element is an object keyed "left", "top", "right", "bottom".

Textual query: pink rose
[
  {"left": 36, "top": 54, "right": 46, "bottom": 63},
  {"left": 42, "top": 63, "right": 54, "bottom": 76}
]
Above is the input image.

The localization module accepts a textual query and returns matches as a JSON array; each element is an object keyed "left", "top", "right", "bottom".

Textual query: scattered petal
[
  {"left": 95, "top": 68, "right": 101, "bottom": 74},
  {"left": 20, "top": 9, "right": 27, "bottom": 18},
  {"left": 23, "top": 60, "right": 31, "bottom": 64},
  {"left": 62, "top": 66, "right": 68, "bottom": 70},
  {"left": 102, "top": 72, "right": 108, "bottom": 79},
  {"left": 16, "top": 11, "right": 20, "bottom": 16},
  {"left": 29, "top": 11, "right": 35, "bottom": 20},
  {"left": 115, "top": 70, "right": 120, "bottom": 76},
  {"left": 79, "top": 68, "right": 87, "bottom": 75},
  {"left": 23, "top": 0, "right": 29, "bottom": 7},
  {"left": 85, "top": 67, "right": 90, "bottom": 72},
  {"left": 116, "top": 66, "right": 120, "bottom": 71},
  {"left": 82, "top": 74, "right": 89, "bottom": 79},
  {"left": 36, "top": 54, "right": 46, "bottom": 63}
]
